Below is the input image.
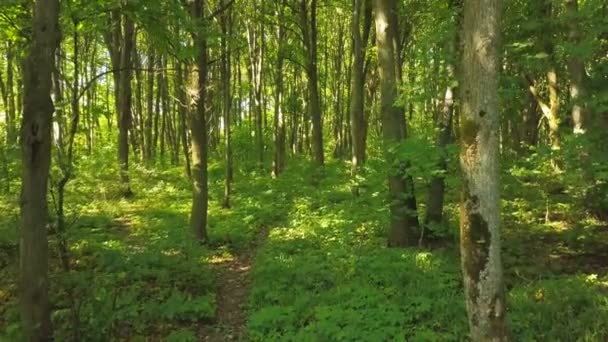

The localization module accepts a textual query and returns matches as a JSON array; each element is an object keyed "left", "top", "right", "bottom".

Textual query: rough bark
[
  {"left": 374, "top": 0, "right": 420, "bottom": 247},
  {"left": 189, "top": 0, "right": 209, "bottom": 242},
  {"left": 20, "top": 0, "right": 60, "bottom": 339},
  {"left": 460, "top": 0, "right": 510, "bottom": 340}
]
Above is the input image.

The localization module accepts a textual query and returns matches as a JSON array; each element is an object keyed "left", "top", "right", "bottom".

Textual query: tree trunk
[
  {"left": 145, "top": 47, "right": 155, "bottom": 161},
  {"left": 20, "top": 0, "right": 60, "bottom": 339},
  {"left": 118, "top": 15, "right": 135, "bottom": 196},
  {"left": 425, "top": 1, "right": 461, "bottom": 227},
  {"left": 460, "top": 0, "right": 509, "bottom": 339},
  {"left": 300, "top": 0, "right": 324, "bottom": 166},
  {"left": 189, "top": 0, "right": 209, "bottom": 242},
  {"left": 350, "top": 0, "right": 372, "bottom": 194},
  {"left": 177, "top": 61, "right": 191, "bottom": 178},
  {"left": 6, "top": 41, "right": 17, "bottom": 145},
  {"left": 273, "top": 0, "right": 287, "bottom": 177},
  {"left": 374, "top": 0, "right": 420, "bottom": 247},
  {"left": 565, "top": 0, "right": 588, "bottom": 134},
  {"left": 221, "top": 0, "right": 233, "bottom": 207}
]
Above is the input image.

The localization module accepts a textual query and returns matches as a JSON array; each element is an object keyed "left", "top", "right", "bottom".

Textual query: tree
[
  {"left": 273, "top": 0, "right": 288, "bottom": 177},
  {"left": 300, "top": 0, "right": 324, "bottom": 166},
  {"left": 19, "top": 0, "right": 61, "bottom": 339},
  {"left": 373, "top": 0, "right": 419, "bottom": 247},
  {"left": 189, "top": 0, "right": 209, "bottom": 242},
  {"left": 459, "top": 0, "right": 509, "bottom": 339},
  {"left": 350, "top": 0, "right": 372, "bottom": 195}
]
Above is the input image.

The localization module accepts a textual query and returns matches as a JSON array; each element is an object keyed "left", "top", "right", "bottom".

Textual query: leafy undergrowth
[
  {"left": 0, "top": 148, "right": 288, "bottom": 341},
  {"left": 2, "top": 147, "right": 608, "bottom": 340},
  {"left": 248, "top": 157, "right": 608, "bottom": 341}
]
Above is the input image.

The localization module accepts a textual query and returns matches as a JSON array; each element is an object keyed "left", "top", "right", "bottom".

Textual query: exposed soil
[{"left": 199, "top": 227, "right": 269, "bottom": 342}]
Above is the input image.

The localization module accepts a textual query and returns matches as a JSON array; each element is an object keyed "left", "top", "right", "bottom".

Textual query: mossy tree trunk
[
  {"left": 20, "top": 0, "right": 60, "bottom": 339},
  {"left": 459, "top": 0, "right": 510, "bottom": 340}
]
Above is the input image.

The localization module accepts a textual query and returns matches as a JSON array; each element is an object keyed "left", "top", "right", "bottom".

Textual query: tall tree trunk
[
  {"left": 145, "top": 47, "right": 155, "bottom": 161},
  {"left": 221, "top": 0, "right": 233, "bottom": 207},
  {"left": 177, "top": 61, "right": 191, "bottom": 178},
  {"left": 425, "top": 0, "right": 461, "bottom": 228},
  {"left": 6, "top": 41, "right": 16, "bottom": 145},
  {"left": 189, "top": 0, "right": 209, "bottom": 242},
  {"left": 565, "top": 0, "right": 588, "bottom": 134},
  {"left": 273, "top": 0, "right": 287, "bottom": 177},
  {"left": 374, "top": 0, "right": 420, "bottom": 247},
  {"left": 460, "top": 0, "right": 509, "bottom": 339},
  {"left": 350, "top": 0, "right": 372, "bottom": 194},
  {"left": 300, "top": 0, "right": 324, "bottom": 166},
  {"left": 20, "top": 0, "right": 60, "bottom": 339},
  {"left": 118, "top": 15, "right": 135, "bottom": 196}
]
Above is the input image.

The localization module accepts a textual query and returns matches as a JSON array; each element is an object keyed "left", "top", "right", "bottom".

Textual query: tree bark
[
  {"left": 118, "top": 15, "right": 135, "bottom": 196},
  {"left": 374, "top": 0, "right": 420, "bottom": 247},
  {"left": 20, "top": 0, "right": 60, "bottom": 339},
  {"left": 350, "top": 0, "right": 372, "bottom": 194},
  {"left": 300, "top": 0, "right": 324, "bottom": 166},
  {"left": 460, "top": 0, "right": 509, "bottom": 339},
  {"left": 189, "top": 0, "right": 209, "bottom": 242}
]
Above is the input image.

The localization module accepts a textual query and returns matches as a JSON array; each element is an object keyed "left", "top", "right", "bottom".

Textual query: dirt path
[{"left": 200, "top": 227, "right": 269, "bottom": 341}]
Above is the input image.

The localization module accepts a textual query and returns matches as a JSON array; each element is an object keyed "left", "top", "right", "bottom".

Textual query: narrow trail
[{"left": 200, "top": 227, "right": 270, "bottom": 341}]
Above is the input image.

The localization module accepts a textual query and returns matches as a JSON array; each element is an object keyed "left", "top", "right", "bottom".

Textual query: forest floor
[
  {"left": 1, "top": 154, "right": 608, "bottom": 340},
  {"left": 200, "top": 226, "right": 269, "bottom": 341}
]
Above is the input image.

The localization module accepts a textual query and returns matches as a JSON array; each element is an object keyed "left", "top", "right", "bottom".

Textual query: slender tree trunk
[
  {"left": 273, "top": 0, "right": 287, "bottom": 177},
  {"left": 145, "top": 47, "right": 155, "bottom": 161},
  {"left": 20, "top": 0, "right": 60, "bottom": 339},
  {"left": 177, "top": 61, "right": 191, "bottom": 178},
  {"left": 189, "top": 0, "right": 209, "bottom": 242},
  {"left": 6, "top": 41, "right": 16, "bottom": 145},
  {"left": 118, "top": 15, "right": 135, "bottom": 196},
  {"left": 565, "top": 0, "right": 588, "bottom": 134},
  {"left": 374, "top": 0, "right": 420, "bottom": 247},
  {"left": 221, "top": 0, "right": 233, "bottom": 207},
  {"left": 350, "top": 0, "right": 372, "bottom": 194},
  {"left": 300, "top": 0, "right": 324, "bottom": 166},
  {"left": 425, "top": 2, "right": 461, "bottom": 227},
  {"left": 460, "top": 0, "right": 509, "bottom": 339}
]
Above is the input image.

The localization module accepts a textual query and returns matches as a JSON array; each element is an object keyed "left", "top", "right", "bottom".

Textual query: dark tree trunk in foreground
[
  {"left": 20, "top": 0, "right": 60, "bottom": 339},
  {"left": 374, "top": 0, "right": 420, "bottom": 247},
  {"left": 460, "top": 0, "right": 510, "bottom": 340},
  {"left": 189, "top": 0, "right": 209, "bottom": 242}
]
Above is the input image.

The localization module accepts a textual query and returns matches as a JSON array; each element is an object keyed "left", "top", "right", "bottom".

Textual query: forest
[{"left": 0, "top": 0, "right": 607, "bottom": 340}]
